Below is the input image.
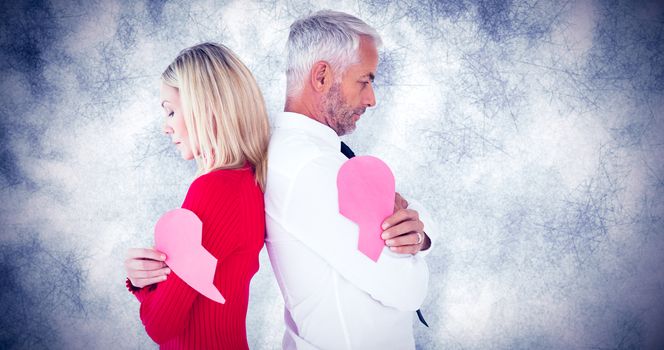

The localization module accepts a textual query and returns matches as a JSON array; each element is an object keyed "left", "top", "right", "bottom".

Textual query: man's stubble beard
[{"left": 323, "top": 83, "right": 363, "bottom": 136}]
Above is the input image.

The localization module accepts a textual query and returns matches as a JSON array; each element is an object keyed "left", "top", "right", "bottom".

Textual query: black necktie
[
  {"left": 340, "top": 141, "right": 355, "bottom": 159},
  {"left": 339, "top": 141, "right": 429, "bottom": 328}
]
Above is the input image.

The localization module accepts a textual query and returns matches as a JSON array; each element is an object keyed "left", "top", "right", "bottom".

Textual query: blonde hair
[{"left": 162, "top": 43, "right": 270, "bottom": 190}]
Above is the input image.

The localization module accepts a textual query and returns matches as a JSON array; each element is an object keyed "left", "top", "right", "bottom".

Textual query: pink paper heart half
[
  {"left": 154, "top": 208, "right": 225, "bottom": 304},
  {"left": 337, "top": 156, "right": 395, "bottom": 262}
]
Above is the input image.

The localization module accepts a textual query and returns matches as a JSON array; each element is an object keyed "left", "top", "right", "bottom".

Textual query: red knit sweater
[{"left": 129, "top": 167, "right": 265, "bottom": 349}]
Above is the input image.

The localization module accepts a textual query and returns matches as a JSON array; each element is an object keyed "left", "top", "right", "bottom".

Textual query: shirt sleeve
[
  {"left": 136, "top": 175, "right": 238, "bottom": 344},
  {"left": 280, "top": 153, "right": 429, "bottom": 311}
]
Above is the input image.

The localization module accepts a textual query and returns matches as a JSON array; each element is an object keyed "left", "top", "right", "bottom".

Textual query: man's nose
[{"left": 364, "top": 84, "right": 376, "bottom": 107}]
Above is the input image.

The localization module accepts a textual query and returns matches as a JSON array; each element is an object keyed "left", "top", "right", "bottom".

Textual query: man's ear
[{"left": 310, "top": 61, "right": 333, "bottom": 93}]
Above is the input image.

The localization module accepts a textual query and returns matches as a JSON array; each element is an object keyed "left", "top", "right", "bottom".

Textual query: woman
[{"left": 124, "top": 43, "right": 269, "bottom": 349}]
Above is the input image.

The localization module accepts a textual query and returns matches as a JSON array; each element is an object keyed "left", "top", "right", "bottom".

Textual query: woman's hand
[{"left": 125, "top": 248, "right": 171, "bottom": 288}]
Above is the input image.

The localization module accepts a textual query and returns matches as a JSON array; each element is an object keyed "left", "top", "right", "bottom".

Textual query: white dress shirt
[{"left": 265, "top": 112, "right": 430, "bottom": 350}]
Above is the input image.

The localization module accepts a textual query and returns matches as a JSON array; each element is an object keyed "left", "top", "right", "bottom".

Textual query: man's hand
[
  {"left": 394, "top": 192, "right": 409, "bottom": 212},
  {"left": 381, "top": 193, "right": 431, "bottom": 254},
  {"left": 125, "top": 248, "right": 171, "bottom": 288}
]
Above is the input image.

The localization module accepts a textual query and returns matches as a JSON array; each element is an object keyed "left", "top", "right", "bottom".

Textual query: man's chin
[{"left": 337, "top": 124, "right": 357, "bottom": 136}]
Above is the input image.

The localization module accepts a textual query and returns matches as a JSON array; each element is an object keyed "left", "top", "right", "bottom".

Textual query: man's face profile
[{"left": 322, "top": 36, "right": 379, "bottom": 136}]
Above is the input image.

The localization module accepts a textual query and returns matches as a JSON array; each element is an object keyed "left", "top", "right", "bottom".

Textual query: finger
[
  {"left": 129, "top": 274, "right": 168, "bottom": 288},
  {"left": 126, "top": 248, "right": 166, "bottom": 261},
  {"left": 395, "top": 193, "right": 402, "bottom": 207},
  {"left": 381, "top": 219, "right": 424, "bottom": 240},
  {"left": 389, "top": 244, "right": 420, "bottom": 255},
  {"left": 384, "top": 232, "right": 422, "bottom": 247},
  {"left": 382, "top": 209, "right": 419, "bottom": 230},
  {"left": 128, "top": 267, "right": 171, "bottom": 279},
  {"left": 125, "top": 258, "right": 167, "bottom": 271},
  {"left": 393, "top": 193, "right": 408, "bottom": 212},
  {"left": 394, "top": 199, "right": 408, "bottom": 211},
  {"left": 396, "top": 193, "right": 409, "bottom": 208}
]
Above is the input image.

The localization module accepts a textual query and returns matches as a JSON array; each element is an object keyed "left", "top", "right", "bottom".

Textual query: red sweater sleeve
[{"left": 136, "top": 171, "right": 249, "bottom": 344}]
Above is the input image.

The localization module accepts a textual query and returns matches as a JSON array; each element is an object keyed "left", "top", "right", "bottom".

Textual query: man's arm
[
  {"left": 278, "top": 154, "right": 429, "bottom": 311},
  {"left": 382, "top": 193, "right": 432, "bottom": 254}
]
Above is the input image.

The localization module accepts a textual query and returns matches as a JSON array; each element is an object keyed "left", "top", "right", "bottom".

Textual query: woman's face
[{"left": 160, "top": 82, "right": 194, "bottom": 160}]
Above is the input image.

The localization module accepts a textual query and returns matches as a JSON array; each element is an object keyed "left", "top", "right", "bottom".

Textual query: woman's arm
[
  {"left": 124, "top": 247, "right": 170, "bottom": 298},
  {"left": 134, "top": 173, "right": 241, "bottom": 344},
  {"left": 138, "top": 270, "right": 198, "bottom": 343}
]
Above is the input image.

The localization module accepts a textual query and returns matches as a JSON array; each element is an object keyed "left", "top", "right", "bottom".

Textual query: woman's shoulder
[
  {"left": 182, "top": 166, "right": 262, "bottom": 215},
  {"left": 187, "top": 167, "right": 257, "bottom": 198}
]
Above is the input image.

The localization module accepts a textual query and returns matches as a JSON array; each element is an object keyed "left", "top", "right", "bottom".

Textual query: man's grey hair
[{"left": 286, "top": 10, "right": 382, "bottom": 98}]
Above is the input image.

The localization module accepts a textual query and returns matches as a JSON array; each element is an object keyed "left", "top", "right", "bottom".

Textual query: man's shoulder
[{"left": 268, "top": 129, "right": 338, "bottom": 171}]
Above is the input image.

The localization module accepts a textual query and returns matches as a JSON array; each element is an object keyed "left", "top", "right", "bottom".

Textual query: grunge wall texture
[{"left": 1, "top": 0, "right": 663, "bottom": 349}]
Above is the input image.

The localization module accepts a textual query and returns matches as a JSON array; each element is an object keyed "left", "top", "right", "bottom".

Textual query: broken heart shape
[
  {"left": 154, "top": 208, "right": 225, "bottom": 304},
  {"left": 337, "top": 156, "right": 395, "bottom": 262}
]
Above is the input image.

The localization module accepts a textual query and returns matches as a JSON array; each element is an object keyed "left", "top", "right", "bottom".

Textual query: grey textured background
[{"left": 1, "top": 0, "right": 663, "bottom": 349}]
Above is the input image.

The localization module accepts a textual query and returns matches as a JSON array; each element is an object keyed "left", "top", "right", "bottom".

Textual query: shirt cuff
[
  {"left": 126, "top": 278, "right": 140, "bottom": 293},
  {"left": 125, "top": 278, "right": 157, "bottom": 294}
]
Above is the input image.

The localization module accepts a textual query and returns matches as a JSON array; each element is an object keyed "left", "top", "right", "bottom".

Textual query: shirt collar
[{"left": 273, "top": 111, "right": 341, "bottom": 150}]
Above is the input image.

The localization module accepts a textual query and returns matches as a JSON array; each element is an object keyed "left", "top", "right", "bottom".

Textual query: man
[{"left": 265, "top": 10, "right": 433, "bottom": 349}]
